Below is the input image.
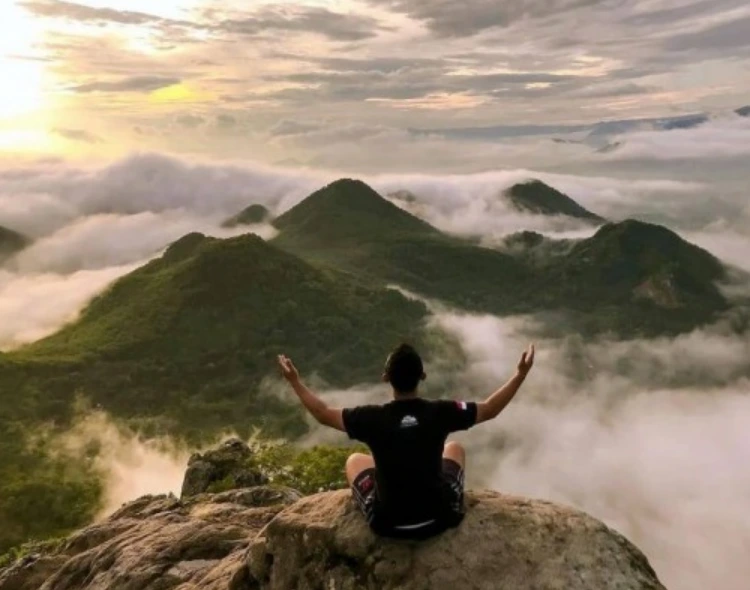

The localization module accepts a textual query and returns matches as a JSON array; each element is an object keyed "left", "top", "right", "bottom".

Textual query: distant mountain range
[
  {"left": 386, "top": 180, "right": 604, "bottom": 224},
  {"left": 273, "top": 179, "right": 729, "bottom": 333}
]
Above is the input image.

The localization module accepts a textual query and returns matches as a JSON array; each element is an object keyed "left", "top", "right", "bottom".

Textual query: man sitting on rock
[{"left": 277, "top": 342, "right": 535, "bottom": 539}]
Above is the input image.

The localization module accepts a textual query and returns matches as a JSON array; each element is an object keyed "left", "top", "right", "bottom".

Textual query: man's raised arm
[
  {"left": 277, "top": 354, "right": 345, "bottom": 431},
  {"left": 476, "top": 344, "right": 535, "bottom": 424}
]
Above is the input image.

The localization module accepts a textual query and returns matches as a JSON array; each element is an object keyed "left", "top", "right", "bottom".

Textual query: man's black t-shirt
[{"left": 342, "top": 397, "right": 477, "bottom": 529}]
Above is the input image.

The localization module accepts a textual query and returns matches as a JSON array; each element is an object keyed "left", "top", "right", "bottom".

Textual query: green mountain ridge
[
  {"left": 20, "top": 232, "right": 429, "bottom": 426},
  {"left": 505, "top": 180, "right": 605, "bottom": 223},
  {"left": 273, "top": 179, "right": 728, "bottom": 335},
  {"left": 274, "top": 179, "right": 440, "bottom": 248},
  {"left": 529, "top": 220, "right": 728, "bottom": 330},
  {"left": 273, "top": 180, "right": 531, "bottom": 314},
  {"left": 386, "top": 181, "right": 603, "bottom": 223}
]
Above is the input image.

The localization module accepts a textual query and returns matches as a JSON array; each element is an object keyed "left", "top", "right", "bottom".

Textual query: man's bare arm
[
  {"left": 476, "top": 344, "right": 534, "bottom": 424},
  {"left": 277, "top": 355, "right": 345, "bottom": 431}
]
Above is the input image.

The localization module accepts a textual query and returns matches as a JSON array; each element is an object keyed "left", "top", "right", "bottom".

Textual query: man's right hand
[
  {"left": 517, "top": 344, "right": 535, "bottom": 376},
  {"left": 277, "top": 354, "right": 300, "bottom": 383}
]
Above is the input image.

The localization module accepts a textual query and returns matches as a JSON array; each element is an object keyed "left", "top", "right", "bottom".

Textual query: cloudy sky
[{"left": 1, "top": 0, "right": 749, "bottom": 166}]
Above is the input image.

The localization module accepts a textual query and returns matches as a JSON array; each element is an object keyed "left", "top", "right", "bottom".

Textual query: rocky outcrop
[
  {"left": 0, "top": 487, "right": 665, "bottom": 590},
  {"left": 247, "top": 489, "right": 665, "bottom": 590},
  {"left": 0, "top": 439, "right": 665, "bottom": 590},
  {"left": 181, "top": 438, "right": 268, "bottom": 498},
  {"left": 0, "top": 487, "right": 301, "bottom": 590}
]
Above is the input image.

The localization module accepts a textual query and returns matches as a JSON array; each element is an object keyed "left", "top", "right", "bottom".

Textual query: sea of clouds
[{"left": 1, "top": 118, "right": 750, "bottom": 589}]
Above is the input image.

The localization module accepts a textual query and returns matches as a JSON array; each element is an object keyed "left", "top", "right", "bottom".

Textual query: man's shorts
[{"left": 350, "top": 458, "right": 466, "bottom": 538}]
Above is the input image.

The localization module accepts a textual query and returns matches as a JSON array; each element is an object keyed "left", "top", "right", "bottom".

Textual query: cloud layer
[
  {"left": 10, "top": 0, "right": 750, "bottom": 168},
  {"left": 429, "top": 310, "right": 750, "bottom": 590},
  {"left": 0, "top": 264, "right": 137, "bottom": 348}
]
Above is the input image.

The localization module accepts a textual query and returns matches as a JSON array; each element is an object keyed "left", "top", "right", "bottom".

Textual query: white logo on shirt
[{"left": 400, "top": 415, "right": 418, "bottom": 428}]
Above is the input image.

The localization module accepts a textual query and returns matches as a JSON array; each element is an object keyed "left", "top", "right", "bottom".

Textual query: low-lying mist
[
  {"left": 0, "top": 264, "right": 139, "bottom": 349},
  {"left": 430, "top": 311, "right": 750, "bottom": 590},
  {"left": 57, "top": 411, "right": 192, "bottom": 517}
]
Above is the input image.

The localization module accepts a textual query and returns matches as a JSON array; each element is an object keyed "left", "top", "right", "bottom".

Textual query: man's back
[
  {"left": 277, "top": 342, "right": 534, "bottom": 539},
  {"left": 343, "top": 398, "right": 477, "bottom": 530}
]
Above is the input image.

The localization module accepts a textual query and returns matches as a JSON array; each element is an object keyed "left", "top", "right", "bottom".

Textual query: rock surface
[
  {"left": 181, "top": 438, "right": 268, "bottom": 498},
  {"left": 0, "top": 487, "right": 666, "bottom": 590},
  {"left": 0, "top": 487, "right": 301, "bottom": 590},
  {"left": 247, "top": 489, "right": 665, "bottom": 590}
]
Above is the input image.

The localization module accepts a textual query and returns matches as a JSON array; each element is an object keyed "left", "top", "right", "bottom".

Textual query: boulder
[
  {"left": 181, "top": 439, "right": 268, "bottom": 498},
  {"left": 247, "top": 489, "right": 666, "bottom": 590}
]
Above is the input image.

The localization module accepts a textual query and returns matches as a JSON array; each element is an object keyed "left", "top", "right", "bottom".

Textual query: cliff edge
[{"left": 0, "top": 440, "right": 665, "bottom": 589}]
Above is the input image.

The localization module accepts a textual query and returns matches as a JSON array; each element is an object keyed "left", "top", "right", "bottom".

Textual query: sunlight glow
[
  {"left": 0, "top": 3, "right": 47, "bottom": 119},
  {"left": 150, "top": 84, "right": 212, "bottom": 103},
  {"left": 0, "top": 59, "right": 45, "bottom": 119},
  {"left": 0, "top": 129, "right": 57, "bottom": 152}
]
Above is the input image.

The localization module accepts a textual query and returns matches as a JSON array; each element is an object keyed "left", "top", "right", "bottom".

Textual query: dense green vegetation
[
  {"left": 212, "top": 440, "right": 368, "bottom": 495},
  {"left": 0, "top": 411, "right": 102, "bottom": 553},
  {"left": 0, "top": 230, "right": 430, "bottom": 552},
  {"left": 0, "top": 439, "right": 361, "bottom": 563},
  {"left": 505, "top": 180, "right": 605, "bottom": 223},
  {"left": 273, "top": 179, "right": 440, "bottom": 248},
  {"left": 524, "top": 220, "right": 729, "bottom": 334},
  {"left": 222, "top": 204, "right": 272, "bottom": 228},
  {"left": 12, "top": 232, "right": 429, "bottom": 438}
]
